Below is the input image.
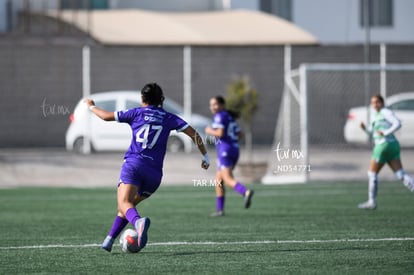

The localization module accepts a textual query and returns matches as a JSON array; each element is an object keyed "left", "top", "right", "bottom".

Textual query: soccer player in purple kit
[
  {"left": 84, "top": 83, "right": 210, "bottom": 252},
  {"left": 205, "top": 96, "right": 254, "bottom": 217}
]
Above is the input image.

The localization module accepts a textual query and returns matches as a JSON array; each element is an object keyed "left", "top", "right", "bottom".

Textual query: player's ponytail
[
  {"left": 227, "top": 110, "right": 240, "bottom": 119},
  {"left": 141, "top": 83, "right": 165, "bottom": 107},
  {"left": 213, "top": 95, "right": 240, "bottom": 119}
]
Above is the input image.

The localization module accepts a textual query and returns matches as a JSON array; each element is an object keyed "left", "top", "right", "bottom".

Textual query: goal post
[
  {"left": 261, "top": 62, "right": 309, "bottom": 184},
  {"left": 262, "top": 60, "right": 414, "bottom": 184}
]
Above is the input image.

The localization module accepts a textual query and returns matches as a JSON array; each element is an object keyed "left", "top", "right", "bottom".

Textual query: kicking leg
[
  {"left": 117, "top": 182, "right": 142, "bottom": 225},
  {"left": 118, "top": 184, "right": 150, "bottom": 250},
  {"left": 102, "top": 183, "right": 149, "bottom": 252},
  {"left": 130, "top": 192, "right": 151, "bottom": 250}
]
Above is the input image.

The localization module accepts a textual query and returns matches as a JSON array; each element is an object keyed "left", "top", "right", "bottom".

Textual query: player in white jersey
[{"left": 358, "top": 95, "right": 414, "bottom": 209}]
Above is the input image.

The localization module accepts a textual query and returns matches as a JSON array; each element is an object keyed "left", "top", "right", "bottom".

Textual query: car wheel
[
  {"left": 167, "top": 136, "right": 184, "bottom": 153},
  {"left": 73, "top": 137, "right": 94, "bottom": 154}
]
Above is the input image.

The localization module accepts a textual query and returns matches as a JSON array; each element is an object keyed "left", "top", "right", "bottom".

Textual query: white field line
[{"left": 0, "top": 237, "right": 413, "bottom": 250}]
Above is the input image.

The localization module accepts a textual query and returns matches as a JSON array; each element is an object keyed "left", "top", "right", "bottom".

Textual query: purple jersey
[
  {"left": 115, "top": 106, "right": 188, "bottom": 169},
  {"left": 212, "top": 110, "right": 240, "bottom": 150},
  {"left": 212, "top": 110, "right": 240, "bottom": 169}
]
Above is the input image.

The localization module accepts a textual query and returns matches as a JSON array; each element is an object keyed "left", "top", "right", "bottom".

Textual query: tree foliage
[{"left": 225, "top": 75, "right": 258, "bottom": 125}]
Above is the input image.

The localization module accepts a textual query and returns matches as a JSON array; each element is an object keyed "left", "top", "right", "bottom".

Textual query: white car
[
  {"left": 344, "top": 92, "right": 414, "bottom": 147},
  {"left": 66, "top": 91, "right": 211, "bottom": 153}
]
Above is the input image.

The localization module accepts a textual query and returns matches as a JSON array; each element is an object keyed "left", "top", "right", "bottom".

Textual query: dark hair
[
  {"left": 213, "top": 95, "right": 240, "bottom": 119},
  {"left": 372, "top": 94, "right": 384, "bottom": 105},
  {"left": 214, "top": 95, "right": 226, "bottom": 106},
  {"left": 141, "top": 83, "right": 165, "bottom": 107}
]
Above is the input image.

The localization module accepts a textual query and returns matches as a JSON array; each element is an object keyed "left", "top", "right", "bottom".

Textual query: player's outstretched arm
[
  {"left": 84, "top": 99, "right": 115, "bottom": 121},
  {"left": 182, "top": 126, "right": 210, "bottom": 170}
]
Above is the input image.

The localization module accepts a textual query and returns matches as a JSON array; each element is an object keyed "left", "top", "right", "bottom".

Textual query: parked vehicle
[
  {"left": 344, "top": 92, "right": 414, "bottom": 147},
  {"left": 66, "top": 91, "right": 211, "bottom": 153}
]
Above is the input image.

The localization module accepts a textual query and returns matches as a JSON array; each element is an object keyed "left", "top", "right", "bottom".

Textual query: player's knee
[
  {"left": 395, "top": 169, "right": 405, "bottom": 180},
  {"left": 215, "top": 180, "right": 224, "bottom": 188},
  {"left": 220, "top": 170, "right": 232, "bottom": 182}
]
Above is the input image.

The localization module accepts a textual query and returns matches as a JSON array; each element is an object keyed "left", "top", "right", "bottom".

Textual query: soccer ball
[{"left": 120, "top": 229, "right": 140, "bottom": 253}]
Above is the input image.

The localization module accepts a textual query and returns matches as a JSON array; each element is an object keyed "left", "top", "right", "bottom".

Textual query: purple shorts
[
  {"left": 217, "top": 146, "right": 239, "bottom": 170},
  {"left": 119, "top": 158, "right": 163, "bottom": 197}
]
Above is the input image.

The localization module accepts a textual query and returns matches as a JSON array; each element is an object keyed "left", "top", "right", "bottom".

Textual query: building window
[
  {"left": 61, "top": 0, "right": 108, "bottom": 10},
  {"left": 260, "top": 0, "right": 292, "bottom": 21},
  {"left": 360, "top": 0, "right": 393, "bottom": 27}
]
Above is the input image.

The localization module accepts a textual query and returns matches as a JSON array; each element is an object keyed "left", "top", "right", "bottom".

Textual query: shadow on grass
[{"left": 132, "top": 245, "right": 374, "bottom": 257}]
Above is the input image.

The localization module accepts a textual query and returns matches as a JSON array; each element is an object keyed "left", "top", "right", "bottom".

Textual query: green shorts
[{"left": 372, "top": 141, "right": 400, "bottom": 164}]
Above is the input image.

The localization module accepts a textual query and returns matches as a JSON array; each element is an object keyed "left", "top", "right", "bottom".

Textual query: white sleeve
[
  {"left": 381, "top": 108, "right": 401, "bottom": 136},
  {"left": 114, "top": 111, "right": 120, "bottom": 122},
  {"left": 212, "top": 115, "right": 224, "bottom": 129}
]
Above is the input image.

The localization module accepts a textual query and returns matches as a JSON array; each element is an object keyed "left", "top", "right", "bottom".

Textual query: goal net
[{"left": 262, "top": 63, "right": 414, "bottom": 184}]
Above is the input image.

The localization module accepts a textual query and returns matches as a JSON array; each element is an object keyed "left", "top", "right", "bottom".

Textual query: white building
[
  {"left": 1, "top": 0, "right": 413, "bottom": 44},
  {"left": 238, "top": 0, "right": 414, "bottom": 44}
]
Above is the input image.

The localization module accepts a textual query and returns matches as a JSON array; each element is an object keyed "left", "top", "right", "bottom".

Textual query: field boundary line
[{"left": 1, "top": 237, "right": 413, "bottom": 250}]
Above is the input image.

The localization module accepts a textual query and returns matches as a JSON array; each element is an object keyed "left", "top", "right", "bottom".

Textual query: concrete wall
[{"left": 1, "top": 39, "right": 414, "bottom": 148}]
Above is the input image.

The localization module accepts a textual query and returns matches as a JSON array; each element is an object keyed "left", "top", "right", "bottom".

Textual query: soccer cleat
[
  {"left": 403, "top": 179, "right": 414, "bottom": 192},
  {"left": 135, "top": 217, "right": 151, "bottom": 250},
  {"left": 358, "top": 201, "right": 377, "bottom": 210},
  {"left": 244, "top": 189, "right": 254, "bottom": 209},
  {"left": 210, "top": 211, "right": 225, "bottom": 217},
  {"left": 101, "top": 235, "right": 115, "bottom": 252}
]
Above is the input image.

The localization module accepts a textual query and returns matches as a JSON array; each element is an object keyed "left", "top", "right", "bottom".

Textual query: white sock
[
  {"left": 368, "top": 171, "right": 378, "bottom": 203},
  {"left": 396, "top": 169, "right": 414, "bottom": 192}
]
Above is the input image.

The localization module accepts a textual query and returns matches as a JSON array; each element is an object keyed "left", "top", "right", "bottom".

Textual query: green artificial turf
[{"left": 0, "top": 182, "right": 413, "bottom": 274}]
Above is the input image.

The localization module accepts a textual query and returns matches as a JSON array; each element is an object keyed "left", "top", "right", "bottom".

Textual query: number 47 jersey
[{"left": 115, "top": 105, "right": 189, "bottom": 168}]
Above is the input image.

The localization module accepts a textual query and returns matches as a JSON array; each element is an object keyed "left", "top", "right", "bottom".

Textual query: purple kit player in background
[
  {"left": 205, "top": 96, "right": 254, "bottom": 217},
  {"left": 84, "top": 83, "right": 210, "bottom": 252}
]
